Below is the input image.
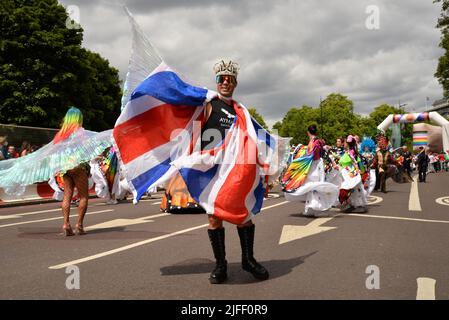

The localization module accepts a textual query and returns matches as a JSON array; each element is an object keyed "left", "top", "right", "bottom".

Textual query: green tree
[
  {"left": 318, "top": 93, "right": 362, "bottom": 143},
  {"left": 274, "top": 105, "right": 317, "bottom": 145},
  {"left": 435, "top": 0, "right": 449, "bottom": 97},
  {"left": 0, "top": 0, "right": 121, "bottom": 130},
  {"left": 272, "top": 121, "right": 282, "bottom": 132},
  {"left": 274, "top": 93, "right": 364, "bottom": 145},
  {"left": 248, "top": 107, "right": 269, "bottom": 130},
  {"left": 368, "top": 104, "right": 404, "bottom": 125}
]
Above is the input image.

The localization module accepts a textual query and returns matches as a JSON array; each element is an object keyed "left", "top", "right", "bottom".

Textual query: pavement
[{"left": 0, "top": 172, "right": 448, "bottom": 300}]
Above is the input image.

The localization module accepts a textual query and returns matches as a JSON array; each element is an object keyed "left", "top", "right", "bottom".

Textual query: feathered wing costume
[{"left": 0, "top": 107, "right": 112, "bottom": 195}]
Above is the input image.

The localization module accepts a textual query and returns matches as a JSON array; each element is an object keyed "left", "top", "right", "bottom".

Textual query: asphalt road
[{"left": 0, "top": 172, "right": 448, "bottom": 300}]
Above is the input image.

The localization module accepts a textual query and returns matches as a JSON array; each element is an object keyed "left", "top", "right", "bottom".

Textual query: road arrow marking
[
  {"left": 409, "top": 175, "right": 422, "bottom": 211},
  {"left": 85, "top": 213, "right": 169, "bottom": 231},
  {"left": 279, "top": 217, "right": 337, "bottom": 245},
  {"left": 417, "top": 277, "right": 436, "bottom": 300}
]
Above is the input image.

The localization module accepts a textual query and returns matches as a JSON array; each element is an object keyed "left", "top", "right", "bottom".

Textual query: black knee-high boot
[
  {"left": 207, "top": 228, "right": 227, "bottom": 284},
  {"left": 237, "top": 224, "right": 269, "bottom": 280}
]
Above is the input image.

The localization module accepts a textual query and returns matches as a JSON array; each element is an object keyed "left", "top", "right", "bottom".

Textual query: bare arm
[{"left": 204, "top": 102, "right": 212, "bottom": 122}]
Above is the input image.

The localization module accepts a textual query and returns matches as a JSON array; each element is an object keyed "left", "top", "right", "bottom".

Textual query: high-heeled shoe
[
  {"left": 62, "top": 224, "right": 74, "bottom": 236},
  {"left": 75, "top": 224, "right": 86, "bottom": 235}
]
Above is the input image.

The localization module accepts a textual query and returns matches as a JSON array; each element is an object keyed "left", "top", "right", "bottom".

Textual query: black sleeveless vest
[{"left": 201, "top": 98, "right": 237, "bottom": 150}]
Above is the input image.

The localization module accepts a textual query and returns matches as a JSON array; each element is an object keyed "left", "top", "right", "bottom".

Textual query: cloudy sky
[{"left": 58, "top": 0, "right": 444, "bottom": 127}]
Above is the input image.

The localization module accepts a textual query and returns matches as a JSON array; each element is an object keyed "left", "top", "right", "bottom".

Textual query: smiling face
[
  {"left": 336, "top": 138, "right": 342, "bottom": 147},
  {"left": 216, "top": 75, "right": 237, "bottom": 98}
]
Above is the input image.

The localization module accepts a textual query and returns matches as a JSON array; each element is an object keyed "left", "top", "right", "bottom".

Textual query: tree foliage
[
  {"left": 272, "top": 94, "right": 415, "bottom": 148},
  {"left": 0, "top": 0, "right": 122, "bottom": 130},
  {"left": 248, "top": 107, "right": 269, "bottom": 130},
  {"left": 435, "top": 0, "right": 449, "bottom": 97},
  {"left": 275, "top": 93, "right": 364, "bottom": 145}
]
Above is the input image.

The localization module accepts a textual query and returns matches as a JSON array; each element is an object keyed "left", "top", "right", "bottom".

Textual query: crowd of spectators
[{"left": 0, "top": 136, "right": 41, "bottom": 161}]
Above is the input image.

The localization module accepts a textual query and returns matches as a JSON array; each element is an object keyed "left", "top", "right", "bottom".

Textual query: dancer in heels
[{"left": 0, "top": 106, "right": 113, "bottom": 236}]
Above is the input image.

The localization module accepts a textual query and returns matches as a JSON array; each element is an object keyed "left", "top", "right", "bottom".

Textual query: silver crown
[{"left": 213, "top": 60, "right": 239, "bottom": 78}]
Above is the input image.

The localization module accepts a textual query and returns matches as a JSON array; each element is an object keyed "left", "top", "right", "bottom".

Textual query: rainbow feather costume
[
  {"left": 0, "top": 107, "right": 112, "bottom": 195},
  {"left": 100, "top": 147, "right": 119, "bottom": 193},
  {"left": 281, "top": 141, "right": 315, "bottom": 192}
]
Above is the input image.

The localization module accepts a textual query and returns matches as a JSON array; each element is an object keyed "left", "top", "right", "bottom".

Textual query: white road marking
[
  {"left": 367, "top": 196, "right": 383, "bottom": 205},
  {"left": 347, "top": 213, "right": 449, "bottom": 224},
  {"left": 279, "top": 217, "right": 337, "bottom": 244},
  {"left": 86, "top": 213, "right": 170, "bottom": 231},
  {"left": 0, "top": 210, "right": 114, "bottom": 228},
  {"left": 0, "top": 206, "right": 102, "bottom": 219},
  {"left": 0, "top": 197, "right": 153, "bottom": 219},
  {"left": 260, "top": 201, "right": 289, "bottom": 211},
  {"left": 277, "top": 196, "right": 381, "bottom": 244},
  {"left": 2, "top": 208, "right": 61, "bottom": 218},
  {"left": 151, "top": 201, "right": 162, "bottom": 205},
  {"left": 0, "top": 215, "right": 22, "bottom": 220},
  {"left": 48, "top": 201, "right": 290, "bottom": 269},
  {"left": 436, "top": 196, "right": 449, "bottom": 207},
  {"left": 409, "top": 175, "right": 422, "bottom": 211},
  {"left": 416, "top": 278, "right": 436, "bottom": 300},
  {"left": 49, "top": 224, "right": 209, "bottom": 270}
]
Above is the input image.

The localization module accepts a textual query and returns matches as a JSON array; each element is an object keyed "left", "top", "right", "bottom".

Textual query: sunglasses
[{"left": 216, "top": 75, "right": 237, "bottom": 85}]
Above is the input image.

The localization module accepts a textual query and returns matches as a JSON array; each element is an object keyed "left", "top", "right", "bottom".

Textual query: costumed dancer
[
  {"left": 0, "top": 107, "right": 112, "bottom": 236},
  {"left": 324, "top": 138, "right": 345, "bottom": 194},
  {"left": 200, "top": 60, "right": 269, "bottom": 283},
  {"left": 360, "top": 136, "right": 377, "bottom": 196},
  {"left": 90, "top": 146, "right": 121, "bottom": 204},
  {"left": 48, "top": 172, "right": 94, "bottom": 204},
  {"left": 374, "top": 134, "right": 391, "bottom": 193},
  {"left": 114, "top": 11, "right": 289, "bottom": 284},
  {"left": 333, "top": 137, "right": 345, "bottom": 157},
  {"left": 281, "top": 125, "right": 339, "bottom": 216},
  {"left": 338, "top": 135, "right": 368, "bottom": 213}
]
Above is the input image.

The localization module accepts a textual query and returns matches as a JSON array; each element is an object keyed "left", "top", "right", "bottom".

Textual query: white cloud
[{"left": 59, "top": 0, "right": 445, "bottom": 127}]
